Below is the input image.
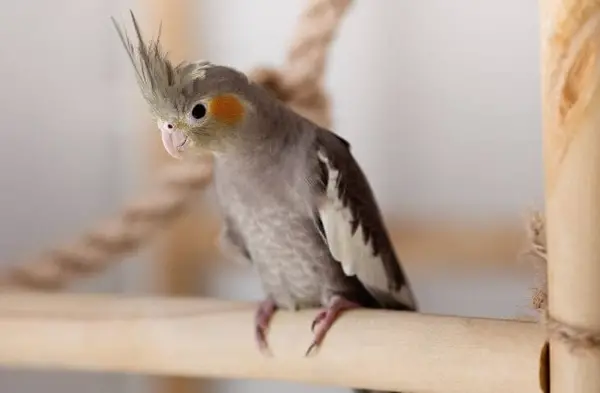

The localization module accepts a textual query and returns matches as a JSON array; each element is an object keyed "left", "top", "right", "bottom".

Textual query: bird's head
[{"left": 112, "top": 12, "right": 255, "bottom": 159}]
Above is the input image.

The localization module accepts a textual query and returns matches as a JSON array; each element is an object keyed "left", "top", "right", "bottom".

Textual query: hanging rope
[
  {"left": 251, "top": 0, "right": 352, "bottom": 128},
  {"left": 0, "top": 0, "right": 353, "bottom": 291},
  {"left": 1, "top": 157, "right": 212, "bottom": 290}
]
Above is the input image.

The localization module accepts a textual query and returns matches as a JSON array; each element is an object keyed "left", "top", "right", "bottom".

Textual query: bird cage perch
[
  {"left": 0, "top": 0, "right": 599, "bottom": 393},
  {"left": 0, "top": 293, "right": 545, "bottom": 393}
]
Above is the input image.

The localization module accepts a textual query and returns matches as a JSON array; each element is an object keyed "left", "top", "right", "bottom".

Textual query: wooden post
[
  {"left": 140, "top": 1, "right": 216, "bottom": 393},
  {"left": 540, "top": 0, "right": 600, "bottom": 391}
]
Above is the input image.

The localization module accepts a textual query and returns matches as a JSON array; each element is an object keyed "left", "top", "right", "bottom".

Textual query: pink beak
[{"left": 158, "top": 120, "right": 188, "bottom": 159}]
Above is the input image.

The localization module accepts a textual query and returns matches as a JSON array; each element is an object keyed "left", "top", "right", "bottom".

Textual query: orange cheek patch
[{"left": 208, "top": 94, "right": 245, "bottom": 125}]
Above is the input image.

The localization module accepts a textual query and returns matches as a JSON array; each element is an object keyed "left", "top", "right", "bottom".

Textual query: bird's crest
[{"left": 111, "top": 11, "right": 213, "bottom": 116}]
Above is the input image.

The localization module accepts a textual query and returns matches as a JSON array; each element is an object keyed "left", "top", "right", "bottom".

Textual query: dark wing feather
[{"left": 312, "top": 128, "right": 417, "bottom": 311}]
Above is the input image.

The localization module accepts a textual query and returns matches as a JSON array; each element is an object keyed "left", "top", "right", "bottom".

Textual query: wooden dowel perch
[
  {"left": 540, "top": 0, "right": 600, "bottom": 391},
  {"left": 0, "top": 293, "right": 544, "bottom": 393}
]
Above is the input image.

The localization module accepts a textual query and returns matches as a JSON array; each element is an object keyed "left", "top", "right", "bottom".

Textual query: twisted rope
[
  {"left": 1, "top": 157, "right": 212, "bottom": 290},
  {"left": 0, "top": 0, "right": 353, "bottom": 291},
  {"left": 250, "top": 0, "right": 352, "bottom": 128}
]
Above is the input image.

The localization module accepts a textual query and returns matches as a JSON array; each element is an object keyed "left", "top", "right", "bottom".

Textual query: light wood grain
[
  {"left": 540, "top": 0, "right": 600, "bottom": 391},
  {"left": 0, "top": 293, "right": 545, "bottom": 393}
]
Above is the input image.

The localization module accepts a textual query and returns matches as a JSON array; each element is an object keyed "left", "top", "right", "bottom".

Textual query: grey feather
[
  {"left": 211, "top": 89, "right": 417, "bottom": 310},
  {"left": 213, "top": 105, "right": 414, "bottom": 392},
  {"left": 219, "top": 215, "right": 252, "bottom": 266}
]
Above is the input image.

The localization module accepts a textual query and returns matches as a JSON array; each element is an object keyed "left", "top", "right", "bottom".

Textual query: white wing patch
[{"left": 317, "top": 151, "right": 395, "bottom": 297}]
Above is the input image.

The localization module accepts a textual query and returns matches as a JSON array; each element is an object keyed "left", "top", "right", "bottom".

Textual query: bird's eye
[{"left": 191, "top": 103, "right": 207, "bottom": 120}]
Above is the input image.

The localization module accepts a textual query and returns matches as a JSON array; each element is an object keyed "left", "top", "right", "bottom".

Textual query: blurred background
[{"left": 0, "top": 0, "right": 542, "bottom": 392}]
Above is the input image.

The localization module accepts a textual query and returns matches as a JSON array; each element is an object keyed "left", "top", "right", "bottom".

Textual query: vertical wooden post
[
  {"left": 140, "top": 1, "right": 216, "bottom": 393},
  {"left": 540, "top": 0, "right": 600, "bottom": 391}
]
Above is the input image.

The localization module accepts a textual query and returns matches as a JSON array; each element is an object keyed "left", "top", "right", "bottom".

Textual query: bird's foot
[
  {"left": 255, "top": 297, "right": 278, "bottom": 356},
  {"left": 305, "top": 295, "right": 360, "bottom": 356}
]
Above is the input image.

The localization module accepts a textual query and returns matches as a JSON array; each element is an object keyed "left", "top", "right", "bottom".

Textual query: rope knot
[
  {"left": 251, "top": 66, "right": 331, "bottom": 128},
  {"left": 250, "top": 67, "right": 291, "bottom": 102}
]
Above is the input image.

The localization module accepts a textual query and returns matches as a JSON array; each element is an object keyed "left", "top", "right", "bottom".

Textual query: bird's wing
[{"left": 312, "top": 128, "right": 417, "bottom": 311}]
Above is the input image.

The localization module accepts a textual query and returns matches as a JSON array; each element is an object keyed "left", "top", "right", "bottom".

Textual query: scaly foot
[
  {"left": 255, "top": 297, "right": 278, "bottom": 355},
  {"left": 306, "top": 295, "right": 361, "bottom": 356}
]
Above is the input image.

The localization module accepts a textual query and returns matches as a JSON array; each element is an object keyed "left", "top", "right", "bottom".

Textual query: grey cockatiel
[{"left": 113, "top": 11, "right": 417, "bottom": 393}]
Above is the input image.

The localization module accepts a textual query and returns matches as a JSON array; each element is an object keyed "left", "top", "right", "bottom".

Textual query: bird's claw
[
  {"left": 310, "top": 310, "right": 327, "bottom": 332},
  {"left": 255, "top": 297, "right": 278, "bottom": 356},
  {"left": 305, "top": 342, "right": 319, "bottom": 357},
  {"left": 305, "top": 296, "right": 360, "bottom": 357},
  {"left": 255, "top": 324, "right": 273, "bottom": 356}
]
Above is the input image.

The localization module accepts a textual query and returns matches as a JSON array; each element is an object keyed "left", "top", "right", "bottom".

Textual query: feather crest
[{"left": 111, "top": 10, "right": 212, "bottom": 116}]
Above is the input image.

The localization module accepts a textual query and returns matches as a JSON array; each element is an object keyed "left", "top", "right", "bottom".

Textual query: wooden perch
[{"left": 0, "top": 293, "right": 544, "bottom": 393}]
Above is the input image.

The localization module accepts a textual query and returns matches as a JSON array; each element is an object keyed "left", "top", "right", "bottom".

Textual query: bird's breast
[
  {"left": 213, "top": 158, "right": 345, "bottom": 309},
  {"left": 233, "top": 202, "right": 335, "bottom": 309}
]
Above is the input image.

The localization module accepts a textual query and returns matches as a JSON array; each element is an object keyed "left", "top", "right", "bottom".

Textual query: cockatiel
[{"left": 113, "top": 11, "right": 417, "bottom": 389}]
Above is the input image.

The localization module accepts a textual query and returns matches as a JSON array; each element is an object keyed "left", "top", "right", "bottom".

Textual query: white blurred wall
[{"left": 0, "top": 1, "right": 541, "bottom": 392}]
